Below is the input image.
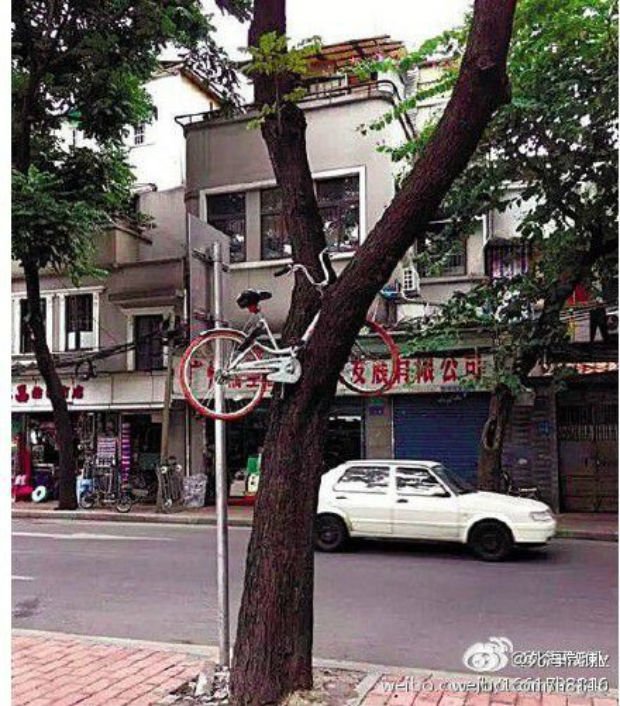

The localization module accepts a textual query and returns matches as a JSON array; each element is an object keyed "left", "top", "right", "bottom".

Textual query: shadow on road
[{"left": 343, "top": 537, "right": 555, "bottom": 563}]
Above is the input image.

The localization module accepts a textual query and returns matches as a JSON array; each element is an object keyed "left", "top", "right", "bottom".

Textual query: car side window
[
  {"left": 396, "top": 467, "right": 446, "bottom": 496},
  {"left": 333, "top": 466, "right": 390, "bottom": 494}
]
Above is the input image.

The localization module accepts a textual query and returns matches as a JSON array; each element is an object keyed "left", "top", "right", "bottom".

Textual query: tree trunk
[
  {"left": 477, "top": 385, "right": 514, "bottom": 492},
  {"left": 230, "top": 2, "right": 516, "bottom": 704},
  {"left": 23, "top": 261, "right": 78, "bottom": 510}
]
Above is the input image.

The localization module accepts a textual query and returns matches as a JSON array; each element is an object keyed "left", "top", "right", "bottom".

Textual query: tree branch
[{"left": 310, "top": 0, "right": 517, "bottom": 380}]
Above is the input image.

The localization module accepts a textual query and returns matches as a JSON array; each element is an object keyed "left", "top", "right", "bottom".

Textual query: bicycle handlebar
[{"left": 272, "top": 247, "right": 332, "bottom": 291}]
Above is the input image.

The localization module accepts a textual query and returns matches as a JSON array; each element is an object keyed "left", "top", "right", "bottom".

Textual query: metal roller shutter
[{"left": 393, "top": 393, "right": 490, "bottom": 484}]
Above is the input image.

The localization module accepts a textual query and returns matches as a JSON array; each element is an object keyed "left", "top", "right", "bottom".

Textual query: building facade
[
  {"left": 177, "top": 36, "right": 617, "bottom": 512},
  {"left": 12, "top": 39, "right": 617, "bottom": 513},
  {"left": 11, "top": 61, "right": 221, "bottom": 497},
  {"left": 176, "top": 38, "right": 505, "bottom": 494}
]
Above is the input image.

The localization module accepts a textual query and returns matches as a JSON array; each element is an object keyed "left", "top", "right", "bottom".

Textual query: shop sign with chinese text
[{"left": 186, "top": 353, "right": 493, "bottom": 398}]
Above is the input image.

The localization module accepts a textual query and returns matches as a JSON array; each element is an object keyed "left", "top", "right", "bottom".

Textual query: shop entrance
[
  {"left": 557, "top": 386, "right": 618, "bottom": 513},
  {"left": 393, "top": 393, "right": 490, "bottom": 484},
  {"left": 325, "top": 400, "right": 363, "bottom": 469},
  {"left": 202, "top": 398, "right": 364, "bottom": 502},
  {"left": 124, "top": 414, "right": 162, "bottom": 473}
]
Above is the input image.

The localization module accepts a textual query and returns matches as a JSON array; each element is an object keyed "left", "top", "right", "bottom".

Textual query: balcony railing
[
  {"left": 418, "top": 251, "right": 467, "bottom": 278},
  {"left": 175, "top": 79, "right": 413, "bottom": 138}
]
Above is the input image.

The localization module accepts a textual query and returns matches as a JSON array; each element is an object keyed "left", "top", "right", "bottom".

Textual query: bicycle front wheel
[
  {"left": 115, "top": 493, "right": 133, "bottom": 513},
  {"left": 339, "top": 319, "right": 399, "bottom": 395},
  {"left": 179, "top": 329, "right": 268, "bottom": 421}
]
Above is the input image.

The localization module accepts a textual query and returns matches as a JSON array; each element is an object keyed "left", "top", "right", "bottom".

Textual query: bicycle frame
[{"left": 226, "top": 308, "right": 320, "bottom": 376}]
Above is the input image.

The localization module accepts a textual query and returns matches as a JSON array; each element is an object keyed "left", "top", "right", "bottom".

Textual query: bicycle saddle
[{"left": 236, "top": 289, "right": 272, "bottom": 310}]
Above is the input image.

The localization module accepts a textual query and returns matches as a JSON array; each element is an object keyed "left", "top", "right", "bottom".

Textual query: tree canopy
[
  {"left": 12, "top": 0, "right": 243, "bottom": 274},
  {"left": 11, "top": 0, "right": 244, "bottom": 510},
  {"left": 360, "top": 0, "right": 617, "bottom": 387}
]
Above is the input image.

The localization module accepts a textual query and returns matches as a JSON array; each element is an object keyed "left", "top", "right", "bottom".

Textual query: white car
[{"left": 315, "top": 460, "right": 556, "bottom": 561}]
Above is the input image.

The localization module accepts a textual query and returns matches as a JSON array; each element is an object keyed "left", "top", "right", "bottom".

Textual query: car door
[
  {"left": 331, "top": 465, "right": 393, "bottom": 536},
  {"left": 393, "top": 466, "right": 460, "bottom": 540}
]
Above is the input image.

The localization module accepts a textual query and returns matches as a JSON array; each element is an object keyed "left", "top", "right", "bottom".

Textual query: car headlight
[{"left": 530, "top": 510, "right": 553, "bottom": 522}]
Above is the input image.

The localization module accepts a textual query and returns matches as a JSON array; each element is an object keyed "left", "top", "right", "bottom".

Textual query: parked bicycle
[
  {"left": 79, "top": 460, "right": 133, "bottom": 513},
  {"left": 128, "top": 467, "right": 158, "bottom": 504},
  {"left": 179, "top": 248, "right": 400, "bottom": 421}
]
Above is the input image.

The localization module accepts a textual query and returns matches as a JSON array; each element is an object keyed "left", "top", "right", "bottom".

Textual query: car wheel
[
  {"left": 315, "top": 515, "right": 348, "bottom": 552},
  {"left": 469, "top": 520, "right": 513, "bottom": 561}
]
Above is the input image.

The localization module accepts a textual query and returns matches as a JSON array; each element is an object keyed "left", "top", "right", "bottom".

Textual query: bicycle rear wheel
[
  {"left": 339, "top": 319, "right": 399, "bottom": 395},
  {"left": 179, "top": 329, "right": 268, "bottom": 421},
  {"left": 79, "top": 491, "right": 96, "bottom": 510}
]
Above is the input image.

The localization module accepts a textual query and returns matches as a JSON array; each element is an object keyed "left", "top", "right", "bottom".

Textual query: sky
[{"left": 206, "top": 0, "right": 472, "bottom": 60}]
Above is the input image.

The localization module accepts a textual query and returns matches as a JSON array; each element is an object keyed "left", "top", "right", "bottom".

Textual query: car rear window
[{"left": 333, "top": 466, "right": 390, "bottom": 494}]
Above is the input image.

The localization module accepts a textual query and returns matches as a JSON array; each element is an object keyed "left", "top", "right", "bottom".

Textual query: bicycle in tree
[{"left": 179, "top": 248, "right": 400, "bottom": 421}]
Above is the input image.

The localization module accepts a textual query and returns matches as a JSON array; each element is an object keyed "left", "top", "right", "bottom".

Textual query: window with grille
[
  {"left": 19, "top": 299, "right": 47, "bottom": 354},
  {"left": 485, "top": 241, "right": 531, "bottom": 280},
  {"left": 134, "top": 123, "right": 146, "bottom": 145},
  {"left": 260, "top": 187, "right": 290, "bottom": 260},
  {"left": 207, "top": 192, "right": 246, "bottom": 263},
  {"left": 134, "top": 315, "right": 164, "bottom": 371},
  {"left": 316, "top": 175, "right": 360, "bottom": 252},
  {"left": 416, "top": 221, "right": 466, "bottom": 278},
  {"left": 65, "top": 294, "right": 94, "bottom": 351}
]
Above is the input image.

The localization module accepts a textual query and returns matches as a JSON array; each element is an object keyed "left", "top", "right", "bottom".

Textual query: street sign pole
[{"left": 212, "top": 241, "right": 230, "bottom": 668}]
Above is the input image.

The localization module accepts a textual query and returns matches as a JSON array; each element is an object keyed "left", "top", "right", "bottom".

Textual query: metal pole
[
  {"left": 212, "top": 241, "right": 230, "bottom": 667},
  {"left": 158, "top": 331, "right": 175, "bottom": 512}
]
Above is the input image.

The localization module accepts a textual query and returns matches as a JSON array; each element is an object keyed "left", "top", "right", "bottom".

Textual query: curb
[
  {"left": 11, "top": 508, "right": 254, "bottom": 527},
  {"left": 555, "top": 529, "right": 618, "bottom": 542},
  {"left": 12, "top": 628, "right": 219, "bottom": 660},
  {"left": 12, "top": 509, "right": 617, "bottom": 541}
]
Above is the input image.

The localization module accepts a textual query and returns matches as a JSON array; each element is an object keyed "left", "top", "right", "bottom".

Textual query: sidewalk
[
  {"left": 12, "top": 631, "right": 209, "bottom": 706},
  {"left": 12, "top": 631, "right": 619, "bottom": 706},
  {"left": 12, "top": 503, "right": 618, "bottom": 541}
]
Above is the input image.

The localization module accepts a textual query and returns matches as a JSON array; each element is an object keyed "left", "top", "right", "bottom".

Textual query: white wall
[
  {"left": 58, "top": 70, "right": 217, "bottom": 191},
  {"left": 127, "top": 72, "right": 217, "bottom": 190}
]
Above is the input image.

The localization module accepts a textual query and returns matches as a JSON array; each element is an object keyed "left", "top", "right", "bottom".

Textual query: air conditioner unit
[{"left": 401, "top": 266, "right": 420, "bottom": 297}]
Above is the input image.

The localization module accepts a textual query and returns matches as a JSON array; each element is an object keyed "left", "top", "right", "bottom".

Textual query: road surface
[{"left": 12, "top": 517, "right": 618, "bottom": 683}]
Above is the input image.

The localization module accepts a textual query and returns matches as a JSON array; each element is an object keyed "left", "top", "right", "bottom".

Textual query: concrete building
[
  {"left": 176, "top": 36, "right": 617, "bottom": 512},
  {"left": 11, "top": 61, "right": 222, "bottom": 497},
  {"left": 175, "top": 37, "right": 500, "bottom": 489}
]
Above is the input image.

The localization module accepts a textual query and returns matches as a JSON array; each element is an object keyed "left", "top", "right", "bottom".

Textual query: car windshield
[{"left": 432, "top": 465, "right": 476, "bottom": 495}]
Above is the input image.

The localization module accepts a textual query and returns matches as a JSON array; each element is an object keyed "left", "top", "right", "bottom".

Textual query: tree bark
[
  {"left": 23, "top": 261, "right": 78, "bottom": 510},
  {"left": 230, "top": 2, "right": 516, "bottom": 704},
  {"left": 477, "top": 385, "right": 514, "bottom": 492}
]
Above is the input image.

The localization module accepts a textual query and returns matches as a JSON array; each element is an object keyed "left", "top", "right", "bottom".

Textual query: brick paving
[
  {"left": 12, "top": 634, "right": 203, "bottom": 706},
  {"left": 12, "top": 633, "right": 619, "bottom": 706},
  {"left": 359, "top": 675, "right": 617, "bottom": 706}
]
